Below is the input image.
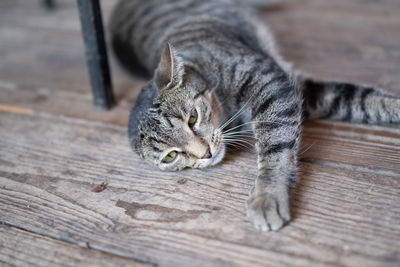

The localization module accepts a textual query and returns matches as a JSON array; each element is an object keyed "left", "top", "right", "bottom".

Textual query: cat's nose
[{"left": 201, "top": 147, "right": 212, "bottom": 159}]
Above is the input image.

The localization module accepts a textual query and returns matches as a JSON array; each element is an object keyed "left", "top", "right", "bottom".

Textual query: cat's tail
[{"left": 300, "top": 78, "right": 400, "bottom": 124}]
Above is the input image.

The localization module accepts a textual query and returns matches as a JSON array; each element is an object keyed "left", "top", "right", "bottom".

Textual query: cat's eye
[
  {"left": 162, "top": 151, "right": 178, "bottom": 163},
  {"left": 188, "top": 109, "right": 198, "bottom": 128}
]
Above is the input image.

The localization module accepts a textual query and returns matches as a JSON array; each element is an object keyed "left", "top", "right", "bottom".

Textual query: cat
[{"left": 109, "top": 0, "right": 400, "bottom": 231}]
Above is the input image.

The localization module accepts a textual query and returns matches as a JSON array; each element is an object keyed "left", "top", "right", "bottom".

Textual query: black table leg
[
  {"left": 41, "top": 0, "right": 55, "bottom": 10},
  {"left": 77, "top": 0, "right": 115, "bottom": 110}
]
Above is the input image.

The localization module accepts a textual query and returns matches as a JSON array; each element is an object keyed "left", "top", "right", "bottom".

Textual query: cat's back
[{"left": 110, "top": 0, "right": 258, "bottom": 77}]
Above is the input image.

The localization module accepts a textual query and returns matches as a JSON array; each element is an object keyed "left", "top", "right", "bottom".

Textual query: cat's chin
[{"left": 209, "top": 145, "right": 226, "bottom": 166}]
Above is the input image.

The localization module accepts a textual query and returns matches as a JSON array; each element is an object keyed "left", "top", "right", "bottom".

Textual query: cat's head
[{"left": 129, "top": 44, "right": 226, "bottom": 171}]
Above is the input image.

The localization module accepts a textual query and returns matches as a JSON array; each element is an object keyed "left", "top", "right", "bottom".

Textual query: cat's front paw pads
[{"left": 246, "top": 192, "right": 290, "bottom": 231}]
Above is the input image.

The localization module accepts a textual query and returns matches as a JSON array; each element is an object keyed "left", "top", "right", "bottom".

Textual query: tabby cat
[{"left": 110, "top": 0, "right": 400, "bottom": 231}]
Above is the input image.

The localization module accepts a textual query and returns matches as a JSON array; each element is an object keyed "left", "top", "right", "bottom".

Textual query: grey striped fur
[{"left": 110, "top": 0, "right": 400, "bottom": 231}]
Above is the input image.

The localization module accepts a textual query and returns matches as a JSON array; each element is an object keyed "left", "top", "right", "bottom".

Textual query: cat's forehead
[
  {"left": 157, "top": 85, "right": 191, "bottom": 104},
  {"left": 142, "top": 104, "right": 189, "bottom": 138},
  {"left": 154, "top": 89, "right": 196, "bottom": 118}
]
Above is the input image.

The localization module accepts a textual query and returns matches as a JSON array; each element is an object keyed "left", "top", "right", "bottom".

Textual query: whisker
[
  {"left": 224, "top": 142, "right": 255, "bottom": 152},
  {"left": 298, "top": 141, "right": 315, "bottom": 156},
  {"left": 218, "top": 88, "right": 259, "bottom": 131},
  {"left": 224, "top": 131, "right": 254, "bottom": 136},
  {"left": 223, "top": 138, "right": 254, "bottom": 147},
  {"left": 223, "top": 138, "right": 253, "bottom": 143},
  {"left": 225, "top": 143, "right": 245, "bottom": 150},
  {"left": 223, "top": 134, "right": 255, "bottom": 139},
  {"left": 219, "top": 105, "right": 247, "bottom": 131},
  {"left": 223, "top": 120, "right": 290, "bottom": 134},
  {"left": 223, "top": 129, "right": 254, "bottom": 135}
]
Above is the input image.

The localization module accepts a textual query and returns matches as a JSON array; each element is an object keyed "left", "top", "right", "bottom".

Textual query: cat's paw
[{"left": 246, "top": 191, "right": 290, "bottom": 231}]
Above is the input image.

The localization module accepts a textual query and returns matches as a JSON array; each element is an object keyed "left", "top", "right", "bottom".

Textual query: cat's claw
[{"left": 246, "top": 192, "right": 290, "bottom": 231}]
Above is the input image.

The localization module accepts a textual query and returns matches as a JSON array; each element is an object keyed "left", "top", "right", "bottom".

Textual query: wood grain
[
  {"left": 265, "top": 0, "right": 400, "bottom": 94},
  {"left": 0, "top": 0, "right": 400, "bottom": 266},
  {"left": 0, "top": 224, "right": 150, "bottom": 267},
  {"left": 0, "top": 111, "right": 399, "bottom": 266},
  {"left": 0, "top": 0, "right": 141, "bottom": 126}
]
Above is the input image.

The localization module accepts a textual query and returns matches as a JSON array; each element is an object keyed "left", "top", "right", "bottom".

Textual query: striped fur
[
  {"left": 110, "top": 0, "right": 400, "bottom": 231},
  {"left": 302, "top": 79, "right": 400, "bottom": 124}
]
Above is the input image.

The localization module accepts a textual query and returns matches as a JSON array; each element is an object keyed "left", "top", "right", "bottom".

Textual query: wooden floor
[{"left": 0, "top": 0, "right": 399, "bottom": 266}]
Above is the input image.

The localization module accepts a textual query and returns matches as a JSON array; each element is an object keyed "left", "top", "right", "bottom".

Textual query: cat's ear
[{"left": 155, "top": 43, "right": 184, "bottom": 89}]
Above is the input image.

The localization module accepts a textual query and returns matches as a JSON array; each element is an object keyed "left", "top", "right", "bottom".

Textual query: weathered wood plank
[
  {"left": 0, "top": 0, "right": 139, "bottom": 126},
  {"left": 0, "top": 224, "right": 150, "bottom": 267},
  {"left": 301, "top": 121, "right": 400, "bottom": 177},
  {"left": 0, "top": 111, "right": 399, "bottom": 266},
  {"left": 265, "top": 0, "right": 400, "bottom": 94}
]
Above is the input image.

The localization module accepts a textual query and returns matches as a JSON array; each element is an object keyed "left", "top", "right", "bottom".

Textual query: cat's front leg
[
  {"left": 245, "top": 78, "right": 302, "bottom": 231},
  {"left": 246, "top": 150, "right": 297, "bottom": 231}
]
